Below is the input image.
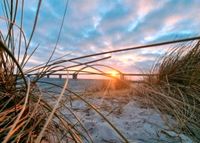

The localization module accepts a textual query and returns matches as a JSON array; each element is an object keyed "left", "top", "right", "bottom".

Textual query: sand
[{"left": 61, "top": 89, "right": 192, "bottom": 143}]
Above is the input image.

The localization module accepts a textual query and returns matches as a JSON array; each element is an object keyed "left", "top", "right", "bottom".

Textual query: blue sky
[{"left": 1, "top": 0, "right": 200, "bottom": 74}]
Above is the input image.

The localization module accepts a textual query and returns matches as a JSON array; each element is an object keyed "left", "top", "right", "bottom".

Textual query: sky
[{"left": 1, "top": 0, "right": 200, "bottom": 77}]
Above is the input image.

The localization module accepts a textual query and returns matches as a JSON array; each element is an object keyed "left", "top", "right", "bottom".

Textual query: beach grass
[
  {"left": 137, "top": 41, "right": 200, "bottom": 142},
  {"left": 0, "top": 1, "right": 129, "bottom": 142}
]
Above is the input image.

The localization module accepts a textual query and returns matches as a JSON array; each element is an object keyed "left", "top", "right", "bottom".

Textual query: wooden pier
[{"left": 27, "top": 72, "right": 157, "bottom": 82}]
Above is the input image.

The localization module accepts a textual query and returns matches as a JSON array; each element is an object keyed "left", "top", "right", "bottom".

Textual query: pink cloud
[{"left": 137, "top": 0, "right": 165, "bottom": 16}]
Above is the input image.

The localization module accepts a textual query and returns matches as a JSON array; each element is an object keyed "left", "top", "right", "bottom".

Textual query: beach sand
[{"left": 61, "top": 89, "right": 192, "bottom": 143}]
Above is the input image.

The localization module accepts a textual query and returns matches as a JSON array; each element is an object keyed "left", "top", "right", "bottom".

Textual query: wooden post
[
  {"left": 59, "top": 74, "right": 62, "bottom": 79},
  {"left": 72, "top": 73, "right": 77, "bottom": 79},
  {"left": 120, "top": 74, "right": 124, "bottom": 80}
]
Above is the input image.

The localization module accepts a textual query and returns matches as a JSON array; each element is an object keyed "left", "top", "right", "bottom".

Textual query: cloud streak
[{"left": 1, "top": 0, "right": 200, "bottom": 74}]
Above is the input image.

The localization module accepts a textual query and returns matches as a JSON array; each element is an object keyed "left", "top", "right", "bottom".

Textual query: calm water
[{"left": 38, "top": 78, "right": 108, "bottom": 92}]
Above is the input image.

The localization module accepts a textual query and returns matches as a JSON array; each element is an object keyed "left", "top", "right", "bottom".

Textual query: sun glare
[{"left": 109, "top": 71, "right": 118, "bottom": 77}]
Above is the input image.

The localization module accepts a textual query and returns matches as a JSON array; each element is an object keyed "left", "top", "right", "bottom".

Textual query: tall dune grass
[
  {"left": 138, "top": 41, "right": 200, "bottom": 142},
  {"left": 0, "top": 1, "right": 129, "bottom": 142}
]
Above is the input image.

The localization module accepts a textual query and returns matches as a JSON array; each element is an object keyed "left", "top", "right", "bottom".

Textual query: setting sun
[{"left": 109, "top": 71, "right": 119, "bottom": 77}]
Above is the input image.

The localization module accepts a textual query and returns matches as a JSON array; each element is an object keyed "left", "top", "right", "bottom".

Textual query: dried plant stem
[{"left": 35, "top": 72, "right": 69, "bottom": 143}]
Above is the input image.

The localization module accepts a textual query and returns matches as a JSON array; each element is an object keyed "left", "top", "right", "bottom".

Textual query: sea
[{"left": 38, "top": 78, "right": 109, "bottom": 93}]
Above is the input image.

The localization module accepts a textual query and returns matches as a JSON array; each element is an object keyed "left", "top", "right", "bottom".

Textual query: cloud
[{"left": 1, "top": 0, "right": 200, "bottom": 75}]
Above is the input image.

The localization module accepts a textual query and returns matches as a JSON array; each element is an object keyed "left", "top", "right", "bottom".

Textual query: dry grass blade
[
  {"left": 3, "top": 77, "right": 30, "bottom": 143},
  {"left": 20, "top": 0, "right": 42, "bottom": 67},
  {"left": 35, "top": 72, "right": 69, "bottom": 143},
  {"left": 137, "top": 41, "right": 200, "bottom": 142},
  {"left": 0, "top": 40, "right": 27, "bottom": 88},
  {"left": 39, "top": 0, "right": 69, "bottom": 78}
]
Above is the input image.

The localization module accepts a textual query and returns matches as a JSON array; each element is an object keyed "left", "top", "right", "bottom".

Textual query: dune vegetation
[
  {"left": 0, "top": 1, "right": 129, "bottom": 143},
  {"left": 1, "top": 0, "right": 200, "bottom": 143},
  {"left": 137, "top": 41, "right": 200, "bottom": 142}
]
